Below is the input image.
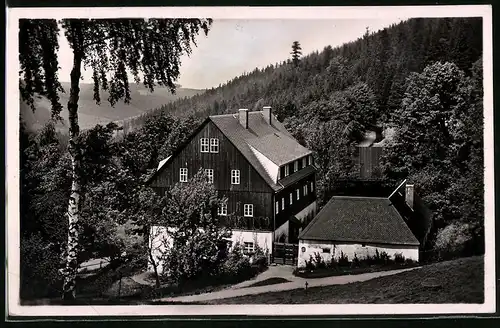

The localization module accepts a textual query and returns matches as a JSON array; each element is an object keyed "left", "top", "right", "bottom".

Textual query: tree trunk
[{"left": 62, "top": 50, "right": 83, "bottom": 301}]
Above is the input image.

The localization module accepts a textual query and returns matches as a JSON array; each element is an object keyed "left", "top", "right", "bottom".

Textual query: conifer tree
[{"left": 290, "top": 41, "right": 302, "bottom": 67}]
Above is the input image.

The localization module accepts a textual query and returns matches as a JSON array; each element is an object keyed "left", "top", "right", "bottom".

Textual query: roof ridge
[{"left": 333, "top": 196, "right": 389, "bottom": 200}]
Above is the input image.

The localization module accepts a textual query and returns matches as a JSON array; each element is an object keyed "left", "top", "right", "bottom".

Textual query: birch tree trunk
[{"left": 62, "top": 50, "right": 83, "bottom": 301}]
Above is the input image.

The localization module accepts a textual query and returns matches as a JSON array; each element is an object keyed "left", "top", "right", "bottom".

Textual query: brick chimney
[
  {"left": 239, "top": 108, "right": 249, "bottom": 129},
  {"left": 263, "top": 106, "right": 272, "bottom": 125},
  {"left": 405, "top": 184, "right": 414, "bottom": 210}
]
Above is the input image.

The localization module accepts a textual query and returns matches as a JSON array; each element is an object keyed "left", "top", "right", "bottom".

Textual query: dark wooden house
[{"left": 148, "top": 106, "right": 317, "bottom": 251}]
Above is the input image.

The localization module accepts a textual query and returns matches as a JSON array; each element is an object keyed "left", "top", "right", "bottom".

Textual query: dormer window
[
  {"left": 200, "top": 138, "right": 209, "bottom": 153},
  {"left": 281, "top": 198, "right": 285, "bottom": 210},
  {"left": 308, "top": 155, "right": 313, "bottom": 166},
  {"left": 290, "top": 193, "right": 293, "bottom": 205},
  {"left": 296, "top": 189, "right": 300, "bottom": 200},
  {"left": 210, "top": 138, "right": 219, "bottom": 153},
  {"left": 284, "top": 165, "right": 289, "bottom": 177},
  {"left": 310, "top": 181, "right": 314, "bottom": 193},
  {"left": 294, "top": 161, "right": 298, "bottom": 172},
  {"left": 275, "top": 201, "right": 279, "bottom": 214},
  {"left": 302, "top": 157, "right": 307, "bottom": 167}
]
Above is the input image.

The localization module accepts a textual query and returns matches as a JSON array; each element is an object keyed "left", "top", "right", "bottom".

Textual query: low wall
[{"left": 298, "top": 239, "right": 419, "bottom": 268}]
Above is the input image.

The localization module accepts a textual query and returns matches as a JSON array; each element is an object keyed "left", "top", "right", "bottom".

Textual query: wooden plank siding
[
  {"left": 355, "top": 146, "right": 384, "bottom": 180},
  {"left": 274, "top": 175, "right": 317, "bottom": 229},
  {"left": 149, "top": 120, "right": 275, "bottom": 226}
]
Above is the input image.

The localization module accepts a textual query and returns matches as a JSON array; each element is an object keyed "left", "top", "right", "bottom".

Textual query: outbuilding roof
[{"left": 298, "top": 196, "right": 420, "bottom": 246}]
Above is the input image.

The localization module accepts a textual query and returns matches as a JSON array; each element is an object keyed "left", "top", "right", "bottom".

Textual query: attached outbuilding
[{"left": 297, "top": 196, "right": 420, "bottom": 268}]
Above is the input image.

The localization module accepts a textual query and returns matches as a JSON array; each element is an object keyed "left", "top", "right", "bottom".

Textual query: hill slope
[
  {"left": 201, "top": 256, "right": 484, "bottom": 304},
  {"left": 120, "top": 17, "right": 481, "bottom": 132},
  {"left": 20, "top": 82, "right": 203, "bottom": 132}
]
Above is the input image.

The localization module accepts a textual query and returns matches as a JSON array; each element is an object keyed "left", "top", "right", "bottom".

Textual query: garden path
[{"left": 154, "top": 266, "right": 420, "bottom": 303}]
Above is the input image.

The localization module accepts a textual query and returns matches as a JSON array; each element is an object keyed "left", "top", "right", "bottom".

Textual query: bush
[
  {"left": 305, "top": 255, "right": 315, "bottom": 271},
  {"left": 20, "top": 234, "right": 62, "bottom": 299},
  {"left": 394, "top": 253, "right": 406, "bottom": 264},
  {"left": 351, "top": 253, "right": 360, "bottom": 268},
  {"left": 434, "top": 222, "right": 474, "bottom": 260},
  {"left": 313, "top": 252, "right": 327, "bottom": 269},
  {"left": 338, "top": 251, "right": 349, "bottom": 267}
]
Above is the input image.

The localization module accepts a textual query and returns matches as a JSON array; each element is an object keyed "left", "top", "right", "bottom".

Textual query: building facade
[{"left": 148, "top": 106, "right": 317, "bottom": 263}]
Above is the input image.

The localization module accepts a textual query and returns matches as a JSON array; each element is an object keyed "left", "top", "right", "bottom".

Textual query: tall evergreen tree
[
  {"left": 19, "top": 18, "right": 212, "bottom": 301},
  {"left": 290, "top": 41, "right": 302, "bottom": 67}
]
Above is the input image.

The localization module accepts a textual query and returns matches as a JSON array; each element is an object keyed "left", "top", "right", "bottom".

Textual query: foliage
[
  {"left": 338, "top": 251, "right": 349, "bottom": 267},
  {"left": 160, "top": 170, "right": 232, "bottom": 282},
  {"left": 20, "top": 233, "right": 62, "bottom": 299}
]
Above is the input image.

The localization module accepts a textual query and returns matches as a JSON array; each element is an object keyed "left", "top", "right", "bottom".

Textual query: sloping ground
[{"left": 201, "top": 256, "right": 484, "bottom": 304}]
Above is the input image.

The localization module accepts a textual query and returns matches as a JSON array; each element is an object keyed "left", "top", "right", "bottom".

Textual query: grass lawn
[{"left": 201, "top": 256, "right": 484, "bottom": 304}]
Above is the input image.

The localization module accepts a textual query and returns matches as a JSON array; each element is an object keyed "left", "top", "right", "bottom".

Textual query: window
[
  {"left": 210, "top": 138, "right": 219, "bottom": 153},
  {"left": 275, "top": 201, "right": 279, "bottom": 214},
  {"left": 294, "top": 161, "right": 298, "bottom": 172},
  {"left": 179, "top": 168, "right": 188, "bottom": 182},
  {"left": 302, "top": 157, "right": 307, "bottom": 167},
  {"left": 310, "top": 181, "right": 314, "bottom": 192},
  {"left": 322, "top": 247, "right": 331, "bottom": 253},
  {"left": 231, "top": 170, "right": 240, "bottom": 184},
  {"left": 290, "top": 193, "right": 293, "bottom": 205},
  {"left": 205, "top": 169, "right": 214, "bottom": 184},
  {"left": 244, "top": 204, "right": 254, "bottom": 217},
  {"left": 284, "top": 165, "right": 290, "bottom": 177},
  {"left": 244, "top": 242, "right": 254, "bottom": 254},
  {"left": 296, "top": 189, "right": 300, "bottom": 200},
  {"left": 218, "top": 202, "right": 227, "bottom": 216},
  {"left": 304, "top": 184, "right": 308, "bottom": 195},
  {"left": 281, "top": 198, "right": 285, "bottom": 210},
  {"left": 200, "top": 138, "right": 209, "bottom": 152},
  {"left": 308, "top": 155, "right": 313, "bottom": 166}
]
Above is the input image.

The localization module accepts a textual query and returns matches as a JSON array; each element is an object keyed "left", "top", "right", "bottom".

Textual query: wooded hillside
[{"left": 19, "top": 17, "right": 484, "bottom": 300}]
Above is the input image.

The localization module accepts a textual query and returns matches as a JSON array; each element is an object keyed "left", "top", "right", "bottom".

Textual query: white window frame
[
  {"left": 308, "top": 155, "right": 312, "bottom": 166},
  {"left": 218, "top": 201, "right": 227, "bottom": 216},
  {"left": 296, "top": 188, "right": 300, "bottom": 200},
  {"left": 311, "top": 181, "right": 314, "bottom": 192},
  {"left": 284, "top": 165, "right": 289, "bottom": 177},
  {"left": 200, "top": 138, "right": 209, "bottom": 153},
  {"left": 210, "top": 138, "right": 219, "bottom": 153},
  {"left": 243, "top": 242, "right": 255, "bottom": 254},
  {"left": 205, "top": 169, "right": 214, "bottom": 184},
  {"left": 302, "top": 157, "right": 307, "bottom": 167},
  {"left": 231, "top": 169, "right": 240, "bottom": 185},
  {"left": 281, "top": 198, "right": 285, "bottom": 210},
  {"left": 275, "top": 201, "right": 279, "bottom": 214},
  {"left": 304, "top": 184, "right": 308, "bottom": 195},
  {"left": 179, "top": 168, "right": 188, "bottom": 182},
  {"left": 294, "top": 161, "right": 298, "bottom": 172},
  {"left": 290, "top": 193, "right": 293, "bottom": 205},
  {"left": 244, "top": 204, "right": 254, "bottom": 217}
]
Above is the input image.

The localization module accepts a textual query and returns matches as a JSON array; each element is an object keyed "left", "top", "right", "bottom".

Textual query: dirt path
[{"left": 155, "top": 266, "right": 420, "bottom": 303}]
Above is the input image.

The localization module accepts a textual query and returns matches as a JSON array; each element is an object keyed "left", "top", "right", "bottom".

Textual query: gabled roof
[
  {"left": 149, "top": 110, "right": 315, "bottom": 192},
  {"left": 209, "top": 111, "right": 313, "bottom": 191},
  {"left": 299, "top": 196, "right": 420, "bottom": 246}
]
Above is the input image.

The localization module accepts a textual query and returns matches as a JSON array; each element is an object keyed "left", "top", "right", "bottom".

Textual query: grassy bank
[{"left": 201, "top": 256, "right": 484, "bottom": 304}]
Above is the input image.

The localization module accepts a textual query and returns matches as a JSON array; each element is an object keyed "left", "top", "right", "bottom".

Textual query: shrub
[
  {"left": 351, "top": 253, "right": 360, "bottom": 268},
  {"left": 20, "top": 234, "right": 62, "bottom": 299},
  {"left": 313, "top": 252, "right": 326, "bottom": 269},
  {"left": 305, "top": 255, "right": 315, "bottom": 271},
  {"left": 338, "top": 251, "right": 349, "bottom": 267},
  {"left": 380, "top": 251, "right": 391, "bottom": 264},
  {"left": 434, "top": 222, "right": 474, "bottom": 260},
  {"left": 394, "top": 252, "right": 406, "bottom": 264}
]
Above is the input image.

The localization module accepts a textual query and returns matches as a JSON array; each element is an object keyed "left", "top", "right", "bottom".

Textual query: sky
[{"left": 57, "top": 18, "right": 407, "bottom": 90}]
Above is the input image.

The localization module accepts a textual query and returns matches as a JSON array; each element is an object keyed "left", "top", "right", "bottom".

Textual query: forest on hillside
[{"left": 20, "top": 17, "right": 484, "bottom": 299}]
